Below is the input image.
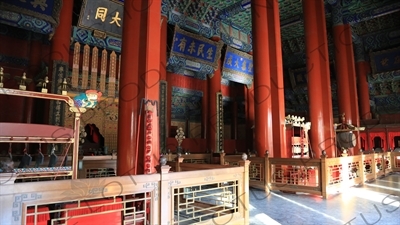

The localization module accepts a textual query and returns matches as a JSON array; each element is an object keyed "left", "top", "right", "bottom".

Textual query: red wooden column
[
  {"left": 160, "top": 16, "right": 167, "bottom": 82},
  {"left": 356, "top": 61, "right": 372, "bottom": 120},
  {"left": 45, "top": 0, "right": 73, "bottom": 123},
  {"left": 207, "top": 60, "right": 222, "bottom": 152},
  {"left": 267, "top": 0, "right": 287, "bottom": 158},
  {"left": 143, "top": 0, "right": 162, "bottom": 173},
  {"left": 245, "top": 85, "right": 255, "bottom": 151},
  {"left": 51, "top": 1, "right": 73, "bottom": 63},
  {"left": 118, "top": 0, "right": 161, "bottom": 175},
  {"left": 302, "top": 0, "right": 335, "bottom": 158},
  {"left": 333, "top": 24, "right": 360, "bottom": 126},
  {"left": 333, "top": 23, "right": 361, "bottom": 154},
  {"left": 251, "top": 0, "right": 273, "bottom": 157}
]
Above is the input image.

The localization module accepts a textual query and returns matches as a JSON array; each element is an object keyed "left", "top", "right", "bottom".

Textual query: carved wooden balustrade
[
  {"left": 68, "top": 151, "right": 397, "bottom": 205},
  {"left": 391, "top": 152, "right": 400, "bottom": 172},
  {"left": 268, "top": 152, "right": 397, "bottom": 199},
  {"left": 221, "top": 153, "right": 267, "bottom": 191},
  {"left": 0, "top": 159, "right": 250, "bottom": 225}
]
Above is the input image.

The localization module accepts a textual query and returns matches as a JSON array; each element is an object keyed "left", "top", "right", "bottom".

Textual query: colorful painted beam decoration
[
  {"left": 170, "top": 26, "right": 223, "bottom": 71},
  {"left": 78, "top": 0, "right": 123, "bottom": 38},
  {"left": 72, "top": 26, "right": 122, "bottom": 53},
  {"left": 0, "top": 0, "right": 62, "bottom": 34},
  {"left": 222, "top": 46, "right": 253, "bottom": 87},
  {"left": 370, "top": 47, "right": 400, "bottom": 73}
]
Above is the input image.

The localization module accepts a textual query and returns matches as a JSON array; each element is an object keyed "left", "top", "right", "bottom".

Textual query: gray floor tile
[{"left": 249, "top": 173, "right": 400, "bottom": 225}]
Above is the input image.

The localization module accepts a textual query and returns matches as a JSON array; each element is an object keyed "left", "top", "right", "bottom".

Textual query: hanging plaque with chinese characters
[
  {"left": 0, "top": 0, "right": 58, "bottom": 18},
  {"left": 0, "top": 0, "right": 62, "bottom": 28},
  {"left": 216, "top": 92, "right": 224, "bottom": 153},
  {"left": 170, "top": 26, "right": 223, "bottom": 71},
  {"left": 222, "top": 46, "right": 254, "bottom": 87},
  {"left": 78, "top": 0, "right": 123, "bottom": 38},
  {"left": 370, "top": 47, "right": 400, "bottom": 74}
]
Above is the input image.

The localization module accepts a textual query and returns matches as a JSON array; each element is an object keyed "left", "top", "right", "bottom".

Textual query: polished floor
[{"left": 249, "top": 173, "right": 400, "bottom": 225}]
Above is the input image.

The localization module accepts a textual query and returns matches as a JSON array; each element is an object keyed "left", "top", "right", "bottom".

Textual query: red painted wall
[{"left": 168, "top": 72, "right": 205, "bottom": 91}]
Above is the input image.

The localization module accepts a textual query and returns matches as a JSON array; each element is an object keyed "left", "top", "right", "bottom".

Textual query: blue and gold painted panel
[
  {"left": 78, "top": 0, "right": 123, "bottom": 37},
  {"left": 0, "top": 0, "right": 62, "bottom": 25},
  {"left": 171, "top": 86, "right": 203, "bottom": 122},
  {"left": 222, "top": 46, "right": 253, "bottom": 87},
  {"left": 170, "top": 26, "right": 223, "bottom": 71},
  {"left": 0, "top": 0, "right": 62, "bottom": 35},
  {"left": 72, "top": 26, "right": 122, "bottom": 53},
  {"left": 370, "top": 47, "right": 400, "bottom": 74}
]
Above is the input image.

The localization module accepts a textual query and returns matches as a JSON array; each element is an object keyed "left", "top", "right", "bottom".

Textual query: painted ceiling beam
[
  {"left": 284, "top": 26, "right": 400, "bottom": 68},
  {"left": 280, "top": 1, "right": 400, "bottom": 30},
  {"left": 343, "top": 1, "right": 400, "bottom": 24}
]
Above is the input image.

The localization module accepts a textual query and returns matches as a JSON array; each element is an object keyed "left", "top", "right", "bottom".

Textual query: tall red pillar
[
  {"left": 268, "top": 0, "right": 287, "bottom": 158},
  {"left": 51, "top": 1, "right": 73, "bottom": 63},
  {"left": 46, "top": 0, "right": 73, "bottom": 124},
  {"left": 160, "top": 16, "right": 167, "bottom": 82},
  {"left": 143, "top": 0, "right": 161, "bottom": 173},
  {"left": 333, "top": 23, "right": 361, "bottom": 154},
  {"left": 207, "top": 61, "right": 222, "bottom": 152},
  {"left": 356, "top": 61, "right": 372, "bottom": 120},
  {"left": 118, "top": 0, "right": 161, "bottom": 175},
  {"left": 251, "top": 0, "right": 273, "bottom": 157},
  {"left": 333, "top": 24, "right": 360, "bottom": 125},
  {"left": 303, "top": 0, "right": 335, "bottom": 158},
  {"left": 245, "top": 85, "right": 255, "bottom": 152}
]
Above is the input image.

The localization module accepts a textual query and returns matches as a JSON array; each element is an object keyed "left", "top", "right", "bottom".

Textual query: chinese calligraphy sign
[
  {"left": 370, "top": 47, "right": 400, "bottom": 73},
  {"left": 0, "top": 0, "right": 58, "bottom": 25},
  {"left": 222, "top": 46, "right": 254, "bottom": 87},
  {"left": 170, "top": 26, "right": 223, "bottom": 70},
  {"left": 78, "top": 0, "right": 123, "bottom": 37}
]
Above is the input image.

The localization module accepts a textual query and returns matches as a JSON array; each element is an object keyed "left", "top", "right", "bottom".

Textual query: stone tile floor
[{"left": 249, "top": 173, "right": 400, "bottom": 225}]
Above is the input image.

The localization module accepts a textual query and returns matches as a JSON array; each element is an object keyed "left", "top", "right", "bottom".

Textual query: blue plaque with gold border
[
  {"left": 0, "top": 0, "right": 62, "bottom": 30},
  {"left": 78, "top": 0, "right": 124, "bottom": 38},
  {"left": 222, "top": 46, "right": 253, "bottom": 87},
  {"left": 170, "top": 26, "right": 223, "bottom": 71},
  {"left": 370, "top": 47, "right": 400, "bottom": 74}
]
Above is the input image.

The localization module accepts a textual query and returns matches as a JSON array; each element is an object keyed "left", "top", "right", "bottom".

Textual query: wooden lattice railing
[
  {"left": 0, "top": 160, "right": 250, "bottom": 225},
  {"left": 164, "top": 151, "right": 398, "bottom": 199},
  {"left": 42, "top": 151, "right": 399, "bottom": 204}
]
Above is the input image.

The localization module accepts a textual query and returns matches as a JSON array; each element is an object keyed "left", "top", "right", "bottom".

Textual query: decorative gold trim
[
  {"left": 223, "top": 68, "right": 253, "bottom": 80},
  {"left": 225, "top": 46, "right": 253, "bottom": 61}
]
